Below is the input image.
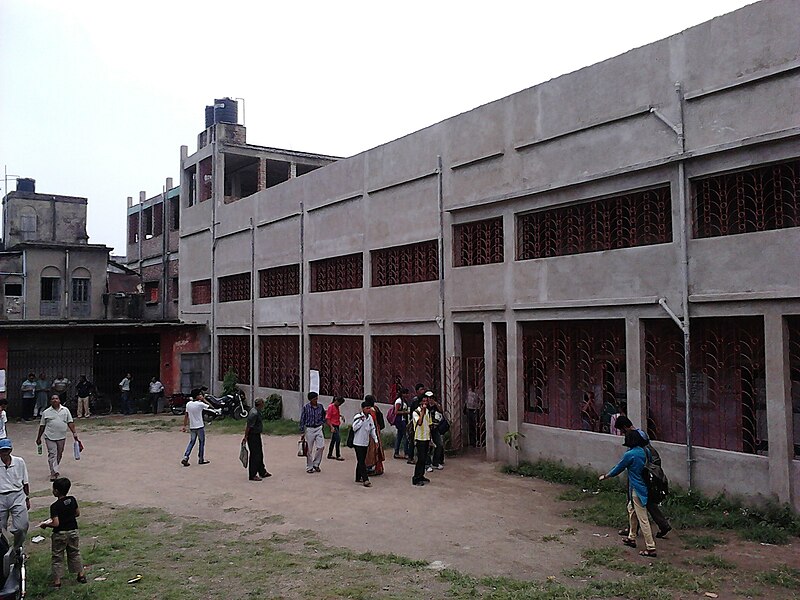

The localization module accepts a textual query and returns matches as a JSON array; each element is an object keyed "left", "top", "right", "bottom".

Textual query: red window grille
[
  {"left": 521, "top": 320, "right": 626, "bottom": 431},
  {"left": 144, "top": 281, "right": 159, "bottom": 304},
  {"left": 128, "top": 213, "right": 139, "bottom": 244},
  {"left": 259, "top": 336, "right": 299, "bottom": 390},
  {"left": 371, "top": 240, "right": 438, "bottom": 287},
  {"left": 693, "top": 158, "right": 800, "bottom": 238},
  {"left": 644, "top": 317, "right": 766, "bottom": 455},
  {"left": 218, "top": 335, "right": 250, "bottom": 384},
  {"left": 218, "top": 272, "right": 251, "bottom": 303},
  {"left": 310, "top": 253, "right": 363, "bottom": 292},
  {"left": 310, "top": 335, "right": 364, "bottom": 398},
  {"left": 788, "top": 316, "right": 800, "bottom": 459},
  {"left": 153, "top": 202, "right": 164, "bottom": 237},
  {"left": 259, "top": 264, "right": 300, "bottom": 297},
  {"left": 495, "top": 323, "right": 508, "bottom": 421},
  {"left": 191, "top": 279, "right": 211, "bottom": 305},
  {"left": 372, "top": 335, "right": 440, "bottom": 403},
  {"left": 453, "top": 217, "right": 504, "bottom": 267},
  {"left": 517, "top": 186, "right": 672, "bottom": 260}
]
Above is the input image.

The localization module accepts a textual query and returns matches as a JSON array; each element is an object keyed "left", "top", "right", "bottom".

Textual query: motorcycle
[
  {"left": 0, "top": 534, "right": 25, "bottom": 600},
  {"left": 204, "top": 389, "right": 249, "bottom": 421}
]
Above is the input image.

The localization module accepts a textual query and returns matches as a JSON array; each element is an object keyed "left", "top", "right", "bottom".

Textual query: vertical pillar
[
  {"left": 363, "top": 327, "right": 372, "bottom": 403},
  {"left": 506, "top": 317, "right": 522, "bottom": 465},
  {"left": 625, "top": 314, "right": 646, "bottom": 429},
  {"left": 257, "top": 158, "right": 267, "bottom": 191},
  {"left": 764, "top": 310, "right": 793, "bottom": 505},
  {"left": 483, "top": 320, "right": 497, "bottom": 461},
  {"left": 289, "top": 162, "right": 297, "bottom": 179}
]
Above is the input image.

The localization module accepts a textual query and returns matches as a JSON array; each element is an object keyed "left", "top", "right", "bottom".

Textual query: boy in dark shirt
[{"left": 40, "top": 477, "right": 86, "bottom": 588}]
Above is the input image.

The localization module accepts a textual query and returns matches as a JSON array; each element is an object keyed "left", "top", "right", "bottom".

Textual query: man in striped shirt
[{"left": 299, "top": 392, "right": 326, "bottom": 473}]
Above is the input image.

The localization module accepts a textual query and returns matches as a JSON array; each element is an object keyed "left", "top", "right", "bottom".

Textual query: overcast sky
[{"left": 0, "top": 0, "right": 754, "bottom": 254}]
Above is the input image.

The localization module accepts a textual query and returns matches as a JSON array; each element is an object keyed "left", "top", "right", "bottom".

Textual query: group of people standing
[{"left": 20, "top": 372, "right": 74, "bottom": 420}]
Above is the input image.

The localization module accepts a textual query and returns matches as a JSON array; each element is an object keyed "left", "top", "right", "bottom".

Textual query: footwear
[
  {"left": 181, "top": 458, "right": 189, "bottom": 467},
  {"left": 335, "top": 457, "right": 345, "bottom": 461},
  {"left": 327, "top": 455, "right": 334, "bottom": 460},
  {"left": 622, "top": 538, "right": 637, "bottom": 548},
  {"left": 306, "top": 469, "right": 314, "bottom": 474},
  {"left": 426, "top": 466, "right": 433, "bottom": 472},
  {"left": 313, "top": 466, "right": 321, "bottom": 472},
  {"left": 77, "top": 574, "right": 88, "bottom": 584},
  {"left": 363, "top": 480, "right": 372, "bottom": 487},
  {"left": 655, "top": 526, "right": 672, "bottom": 539},
  {"left": 618, "top": 528, "right": 629, "bottom": 537},
  {"left": 406, "top": 460, "right": 415, "bottom": 464},
  {"left": 250, "top": 476, "right": 263, "bottom": 481},
  {"left": 53, "top": 581, "right": 62, "bottom": 589},
  {"left": 263, "top": 472, "right": 272, "bottom": 478},
  {"left": 413, "top": 481, "right": 425, "bottom": 486},
  {"left": 422, "top": 476, "right": 431, "bottom": 483},
  {"left": 434, "top": 465, "right": 444, "bottom": 470},
  {"left": 355, "top": 479, "right": 363, "bottom": 484},
  {"left": 639, "top": 550, "right": 657, "bottom": 558},
  {"left": 198, "top": 459, "right": 210, "bottom": 465},
  {"left": 393, "top": 454, "right": 401, "bottom": 459}
]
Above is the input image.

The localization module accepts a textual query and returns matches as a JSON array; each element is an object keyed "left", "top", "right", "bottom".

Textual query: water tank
[
  {"left": 213, "top": 98, "right": 238, "bottom": 124},
  {"left": 16, "top": 178, "right": 35, "bottom": 193},
  {"left": 204, "top": 105, "right": 215, "bottom": 129}
]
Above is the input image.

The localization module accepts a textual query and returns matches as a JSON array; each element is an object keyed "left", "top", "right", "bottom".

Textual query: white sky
[{"left": 0, "top": 0, "right": 754, "bottom": 254}]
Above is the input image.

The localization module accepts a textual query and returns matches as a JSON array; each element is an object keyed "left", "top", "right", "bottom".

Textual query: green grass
[
  {"left": 754, "top": 564, "right": 800, "bottom": 588},
  {"left": 682, "top": 533, "right": 725, "bottom": 550},
  {"left": 504, "top": 460, "right": 800, "bottom": 544},
  {"left": 684, "top": 554, "right": 736, "bottom": 570}
]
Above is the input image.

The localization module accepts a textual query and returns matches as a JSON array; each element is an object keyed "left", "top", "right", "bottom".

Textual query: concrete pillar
[
  {"left": 625, "top": 314, "right": 646, "bottom": 429},
  {"left": 506, "top": 316, "right": 522, "bottom": 465},
  {"left": 764, "top": 310, "right": 793, "bottom": 505},
  {"left": 289, "top": 162, "right": 297, "bottom": 179},
  {"left": 363, "top": 326, "right": 372, "bottom": 401},
  {"left": 483, "top": 320, "right": 497, "bottom": 461},
  {"left": 258, "top": 159, "right": 267, "bottom": 191}
]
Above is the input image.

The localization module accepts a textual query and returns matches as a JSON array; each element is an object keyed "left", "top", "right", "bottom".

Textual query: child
[
  {"left": 0, "top": 398, "right": 7, "bottom": 440},
  {"left": 40, "top": 477, "right": 87, "bottom": 588}
]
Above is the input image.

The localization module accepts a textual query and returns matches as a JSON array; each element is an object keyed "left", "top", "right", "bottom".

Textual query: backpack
[
  {"left": 437, "top": 415, "right": 450, "bottom": 435},
  {"left": 345, "top": 426, "right": 355, "bottom": 448},
  {"left": 375, "top": 407, "right": 385, "bottom": 430},
  {"left": 386, "top": 405, "right": 397, "bottom": 426},
  {"left": 643, "top": 447, "right": 669, "bottom": 504}
]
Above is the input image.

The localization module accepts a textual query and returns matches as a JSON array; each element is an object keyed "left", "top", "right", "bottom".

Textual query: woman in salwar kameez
[{"left": 363, "top": 395, "right": 385, "bottom": 475}]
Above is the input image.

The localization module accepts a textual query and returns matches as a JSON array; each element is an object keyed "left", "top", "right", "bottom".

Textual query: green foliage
[
  {"left": 754, "top": 564, "right": 800, "bottom": 589},
  {"left": 682, "top": 534, "right": 725, "bottom": 550},
  {"left": 683, "top": 555, "right": 736, "bottom": 570},
  {"left": 503, "top": 430, "right": 524, "bottom": 450},
  {"left": 261, "top": 393, "right": 282, "bottom": 421},
  {"left": 222, "top": 368, "right": 239, "bottom": 396}
]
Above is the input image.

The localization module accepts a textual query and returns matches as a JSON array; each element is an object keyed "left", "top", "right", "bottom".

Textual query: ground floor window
[
  {"left": 259, "top": 336, "right": 299, "bottom": 391},
  {"left": 371, "top": 335, "right": 440, "bottom": 403},
  {"left": 218, "top": 335, "right": 250, "bottom": 384},
  {"left": 309, "top": 335, "right": 363, "bottom": 398}
]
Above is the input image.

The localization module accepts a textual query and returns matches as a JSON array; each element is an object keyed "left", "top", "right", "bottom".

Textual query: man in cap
[{"left": 0, "top": 438, "right": 30, "bottom": 550}]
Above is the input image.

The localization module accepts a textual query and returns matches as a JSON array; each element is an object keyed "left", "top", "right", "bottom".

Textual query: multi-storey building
[{"left": 179, "top": 2, "right": 799, "bottom": 507}]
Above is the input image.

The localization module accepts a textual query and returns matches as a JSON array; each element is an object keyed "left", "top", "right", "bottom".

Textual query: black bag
[
  {"left": 375, "top": 407, "right": 385, "bottom": 430},
  {"left": 437, "top": 416, "right": 450, "bottom": 435},
  {"left": 345, "top": 427, "right": 355, "bottom": 448},
  {"left": 643, "top": 447, "right": 669, "bottom": 504}
]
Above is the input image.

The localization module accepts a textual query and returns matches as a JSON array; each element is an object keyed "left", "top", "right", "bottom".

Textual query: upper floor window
[
  {"left": 144, "top": 281, "right": 159, "bottom": 304},
  {"left": 72, "top": 278, "right": 90, "bottom": 303},
  {"left": 310, "top": 253, "right": 362, "bottom": 293},
  {"left": 693, "top": 158, "right": 800, "bottom": 239},
  {"left": 191, "top": 279, "right": 211, "bottom": 305},
  {"left": 153, "top": 203, "right": 163, "bottom": 237},
  {"left": 20, "top": 208, "right": 37, "bottom": 241},
  {"left": 517, "top": 185, "right": 672, "bottom": 260},
  {"left": 170, "top": 197, "right": 180, "bottom": 230},
  {"left": 218, "top": 272, "right": 251, "bottom": 302},
  {"left": 259, "top": 264, "right": 300, "bottom": 297},
  {"left": 4, "top": 283, "right": 22, "bottom": 296},
  {"left": 143, "top": 207, "right": 153, "bottom": 239},
  {"left": 453, "top": 217, "right": 504, "bottom": 267},
  {"left": 41, "top": 277, "right": 60, "bottom": 302},
  {"left": 371, "top": 240, "right": 438, "bottom": 287}
]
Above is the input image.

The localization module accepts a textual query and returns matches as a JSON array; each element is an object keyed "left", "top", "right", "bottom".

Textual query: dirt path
[{"left": 11, "top": 416, "right": 798, "bottom": 586}]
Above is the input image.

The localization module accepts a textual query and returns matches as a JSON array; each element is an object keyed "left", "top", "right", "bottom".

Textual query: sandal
[
  {"left": 622, "top": 538, "right": 637, "bottom": 548},
  {"left": 77, "top": 574, "right": 88, "bottom": 584},
  {"left": 335, "top": 457, "right": 345, "bottom": 461},
  {"left": 618, "top": 528, "right": 629, "bottom": 536},
  {"left": 639, "top": 550, "right": 657, "bottom": 558}
]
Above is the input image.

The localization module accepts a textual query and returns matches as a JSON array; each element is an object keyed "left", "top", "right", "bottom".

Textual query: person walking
[
  {"left": 299, "top": 392, "right": 326, "bottom": 474},
  {"left": 21, "top": 373, "right": 37, "bottom": 421},
  {"left": 39, "top": 477, "right": 87, "bottom": 588},
  {"left": 407, "top": 383, "right": 427, "bottom": 464},
  {"left": 0, "top": 438, "right": 30, "bottom": 551},
  {"left": 119, "top": 373, "right": 132, "bottom": 415},
  {"left": 148, "top": 377, "right": 165, "bottom": 415},
  {"left": 411, "top": 394, "right": 432, "bottom": 486},
  {"left": 392, "top": 388, "right": 411, "bottom": 460},
  {"left": 243, "top": 398, "right": 271, "bottom": 481},
  {"left": 51, "top": 374, "right": 71, "bottom": 406},
  {"left": 36, "top": 394, "right": 81, "bottom": 481},
  {"left": 75, "top": 376, "right": 94, "bottom": 419},
  {"left": 35, "top": 373, "right": 50, "bottom": 418},
  {"left": 599, "top": 430, "right": 657, "bottom": 558},
  {"left": 326, "top": 396, "right": 345, "bottom": 461},
  {"left": 181, "top": 389, "right": 211, "bottom": 466},
  {"left": 352, "top": 401, "right": 378, "bottom": 487}
]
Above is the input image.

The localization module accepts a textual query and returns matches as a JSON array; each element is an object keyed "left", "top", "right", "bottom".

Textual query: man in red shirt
[{"left": 326, "top": 396, "right": 345, "bottom": 461}]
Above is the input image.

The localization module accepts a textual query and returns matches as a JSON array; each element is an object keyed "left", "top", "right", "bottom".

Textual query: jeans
[
  {"left": 427, "top": 429, "right": 444, "bottom": 467},
  {"left": 150, "top": 393, "right": 161, "bottom": 414},
  {"left": 354, "top": 445, "right": 369, "bottom": 482},
  {"left": 394, "top": 421, "right": 407, "bottom": 456},
  {"left": 413, "top": 440, "right": 429, "bottom": 484},
  {"left": 328, "top": 426, "right": 341, "bottom": 458},
  {"left": 184, "top": 427, "right": 206, "bottom": 461},
  {"left": 121, "top": 392, "right": 131, "bottom": 415}
]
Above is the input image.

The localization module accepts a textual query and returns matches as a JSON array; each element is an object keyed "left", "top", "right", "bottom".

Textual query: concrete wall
[{"left": 3, "top": 192, "right": 88, "bottom": 247}]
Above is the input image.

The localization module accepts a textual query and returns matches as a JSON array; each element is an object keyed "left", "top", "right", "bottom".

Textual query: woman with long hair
[{"left": 363, "top": 395, "right": 385, "bottom": 476}]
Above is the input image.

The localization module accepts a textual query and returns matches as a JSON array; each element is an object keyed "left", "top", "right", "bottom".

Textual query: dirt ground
[{"left": 11, "top": 416, "right": 799, "bottom": 586}]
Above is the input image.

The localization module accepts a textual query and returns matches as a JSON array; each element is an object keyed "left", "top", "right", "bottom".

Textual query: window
[
  {"left": 144, "top": 281, "right": 159, "bottom": 304},
  {"left": 186, "top": 167, "right": 197, "bottom": 207},
  {"left": 143, "top": 207, "right": 153, "bottom": 239},
  {"left": 72, "top": 278, "right": 90, "bottom": 303},
  {"left": 153, "top": 203, "right": 163, "bottom": 237},
  {"left": 310, "top": 253, "right": 362, "bottom": 292},
  {"left": 170, "top": 197, "right": 180, "bottom": 230},
  {"left": 4, "top": 283, "right": 22, "bottom": 296},
  {"left": 128, "top": 213, "right": 139, "bottom": 244},
  {"left": 218, "top": 335, "right": 250, "bottom": 383},
  {"left": 41, "top": 277, "right": 60, "bottom": 301},
  {"left": 172, "top": 277, "right": 179, "bottom": 301},
  {"left": 218, "top": 273, "right": 251, "bottom": 302},
  {"left": 191, "top": 279, "right": 212, "bottom": 305},
  {"left": 259, "top": 336, "right": 300, "bottom": 390},
  {"left": 453, "top": 217, "right": 504, "bottom": 267},
  {"left": 309, "top": 335, "right": 364, "bottom": 398},
  {"left": 371, "top": 240, "right": 438, "bottom": 287},
  {"left": 20, "top": 210, "right": 37, "bottom": 241},
  {"left": 517, "top": 186, "right": 672, "bottom": 260},
  {"left": 199, "top": 158, "right": 212, "bottom": 202},
  {"left": 259, "top": 264, "right": 300, "bottom": 297},
  {"left": 693, "top": 158, "right": 800, "bottom": 238}
]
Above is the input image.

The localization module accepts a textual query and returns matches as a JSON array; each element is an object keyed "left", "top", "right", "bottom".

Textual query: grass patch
[
  {"left": 684, "top": 554, "right": 736, "bottom": 570},
  {"left": 754, "top": 564, "right": 800, "bottom": 588},
  {"left": 505, "top": 460, "right": 800, "bottom": 544},
  {"left": 682, "top": 533, "right": 725, "bottom": 550}
]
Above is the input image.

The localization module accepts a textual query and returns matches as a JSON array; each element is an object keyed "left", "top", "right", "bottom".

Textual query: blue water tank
[
  {"left": 205, "top": 105, "right": 215, "bottom": 128},
  {"left": 213, "top": 98, "right": 238, "bottom": 124},
  {"left": 16, "top": 178, "right": 35, "bottom": 193}
]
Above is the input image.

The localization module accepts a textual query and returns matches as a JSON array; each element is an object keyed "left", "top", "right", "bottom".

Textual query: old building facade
[{"left": 179, "top": 2, "right": 799, "bottom": 507}]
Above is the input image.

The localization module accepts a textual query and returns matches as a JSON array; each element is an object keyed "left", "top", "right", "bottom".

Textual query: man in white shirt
[
  {"left": 0, "top": 438, "right": 30, "bottom": 550},
  {"left": 181, "top": 389, "right": 211, "bottom": 466},
  {"left": 119, "top": 373, "right": 133, "bottom": 415},
  {"left": 35, "top": 395, "right": 80, "bottom": 481},
  {"left": 148, "top": 377, "right": 165, "bottom": 415}
]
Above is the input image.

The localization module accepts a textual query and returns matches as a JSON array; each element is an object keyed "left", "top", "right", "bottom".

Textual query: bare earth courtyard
[{"left": 9, "top": 416, "right": 800, "bottom": 599}]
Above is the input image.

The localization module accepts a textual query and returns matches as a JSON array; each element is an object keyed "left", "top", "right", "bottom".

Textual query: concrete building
[{"left": 179, "top": 1, "right": 799, "bottom": 508}]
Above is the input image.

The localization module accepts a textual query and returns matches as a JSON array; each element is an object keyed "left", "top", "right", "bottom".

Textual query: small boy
[{"left": 40, "top": 477, "right": 87, "bottom": 588}]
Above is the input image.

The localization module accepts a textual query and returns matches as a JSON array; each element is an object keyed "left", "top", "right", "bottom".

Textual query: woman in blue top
[{"left": 599, "top": 430, "right": 657, "bottom": 557}]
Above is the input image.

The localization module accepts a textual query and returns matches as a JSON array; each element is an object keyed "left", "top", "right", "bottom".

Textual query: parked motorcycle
[
  {"left": 0, "top": 534, "right": 25, "bottom": 600},
  {"left": 204, "top": 390, "right": 249, "bottom": 420}
]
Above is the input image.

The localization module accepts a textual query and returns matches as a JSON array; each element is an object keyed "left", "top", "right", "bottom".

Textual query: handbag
[
  {"left": 239, "top": 440, "right": 249, "bottom": 468},
  {"left": 297, "top": 438, "right": 308, "bottom": 457}
]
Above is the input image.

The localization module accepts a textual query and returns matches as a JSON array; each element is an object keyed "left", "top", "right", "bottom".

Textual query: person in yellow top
[{"left": 412, "top": 392, "right": 434, "bottom": 486}]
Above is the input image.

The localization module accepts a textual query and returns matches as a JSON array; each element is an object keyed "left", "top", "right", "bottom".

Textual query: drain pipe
[
  {"left": 436, "top": 155, "right": 447, "bottom": 405},
  {"left": 299, "top": 197, "right": 306, "bottom": 415},
  {"left": 250, "top": 217, "right": 256, "bottom": 402}
]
